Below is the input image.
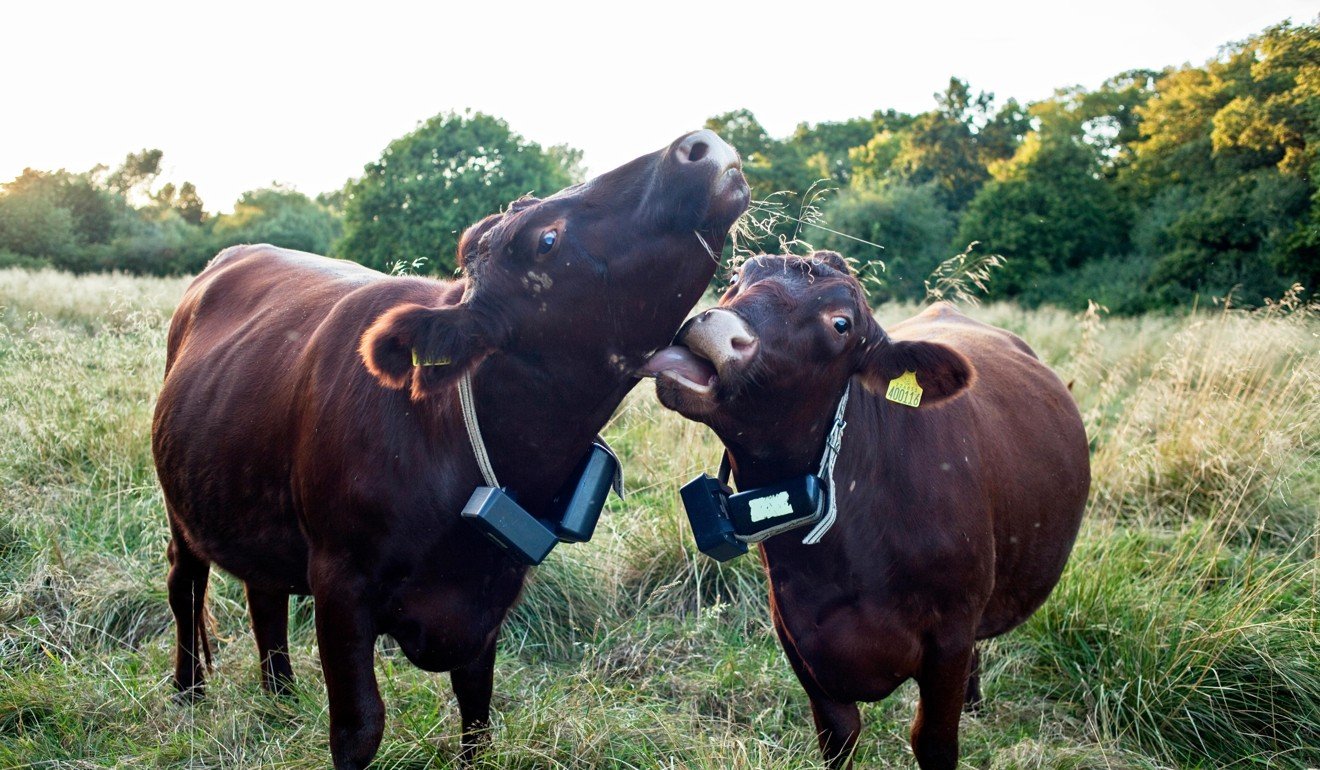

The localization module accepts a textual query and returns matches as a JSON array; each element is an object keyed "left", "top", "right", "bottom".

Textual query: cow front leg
[
  {"left": 809, "top": 695, "right": 862, "bottom": 769},
  {"left": 963, "top": 644, "right": 982, "bottom": 713},
  {"left": 246, "top": 583, "right": 294, "bottom": 695},
  {"left": 770, "top": 610, "right": 860, "bottom": 768},
  {"left": 312, "top": 567, "right": 384, "bottom": 770},
  {"left": 911, "top": 634, "right": 975, "bottom": 770},
  {"left": 449, "top": 632, "right": 498, "bottom": 764}
]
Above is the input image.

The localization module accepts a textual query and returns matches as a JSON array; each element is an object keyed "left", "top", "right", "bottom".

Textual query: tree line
[
  {"left": 713, "top": 19, "right": 1317, "bottom": 311},
  {"left": 1, "top": 20, "right": 1314, "bottom": 311}
]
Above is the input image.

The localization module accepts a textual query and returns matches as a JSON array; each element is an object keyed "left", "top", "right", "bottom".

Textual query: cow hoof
[
  {"left": 263, "top": 677, "right": 296, "bottom": 698},
  {"left": 172, "top": 684, "right": 206, "bottom": 705},
  {"left": 963, "top": 690, "right": 983, "bottom": 714}
]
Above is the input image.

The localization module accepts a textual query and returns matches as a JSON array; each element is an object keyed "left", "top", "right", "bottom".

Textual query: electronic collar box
[
  {"left": 550, "top": 443, "right": 618, "bottom": 543},
  {"left": 680, "top": 473, "right": 748, "bottom": 562},
  {"left": 462, "top": 486, "right": 558, "bottom": 565},
  {"left": 726, "top": 475, "right": 824, "bottom": 543}
]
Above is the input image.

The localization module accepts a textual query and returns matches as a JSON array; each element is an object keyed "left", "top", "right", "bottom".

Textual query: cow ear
[
  {"left": 857, "top": 338, "right": 974, "bottom": 405},
  {"left": 811, "top": 250, "right": 851, "bottom": 274},
  {"left": 359, "top": 303, "right": 495, "bottom": 399}
]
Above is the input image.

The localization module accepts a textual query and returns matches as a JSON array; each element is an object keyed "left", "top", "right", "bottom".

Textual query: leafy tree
[
  {"left": 956, "top": 118, "right": 1127, "bottom": 294},
  {"left": 848, "top": 133, "right": 901, "bottom": 188},
  {"left": 791, "top": 117, "right": 879, "bottom": 185},
  {"left": 2, "top": 168, "right": 117, "bottom": 245},
  {"left": 1124, "top": 20, "right": 1320, "bottom": 297},
  {"left": 1074, "top": 70, "right": 1159, "bottom": 177},
  {"left": 337, "top": 111, "right": 580, "bottom": 274},
  {"left": 1146, "top": 170, "right": 1307, "bottom": 303},
  {"left": 818, "top": 182, "right": 955, "bottom": 301},
  {"left": 0, "top": 193, "right": 81, "bottom": 267},
  {"left": 889, "top": 79, "right": 1024, "bottom": 209},
  {"left": 155, "top": 181, "right": 206, "bottom": 225},
  {"left": 106, "top": 149, "right": 164, "bottom": 200},
  {"left": 845, "top": 110, "right": 918, "bottom": 187},
  {"left": 976, "top": 98, "right": 1031, "bottom": 167}
]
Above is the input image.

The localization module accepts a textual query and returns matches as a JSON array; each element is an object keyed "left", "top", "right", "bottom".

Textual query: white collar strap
[
  {"left": 458, "top": 369, "right": 501, "bottom": 488},
  {"left": 457, "top": 369, "right": 625, "bottom": 497},
  {"left": 801, "top": 381, "right": 851, "bottom": 545}
]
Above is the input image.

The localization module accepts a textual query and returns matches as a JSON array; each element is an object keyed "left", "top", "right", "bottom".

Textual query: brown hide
[
  {"left": 152, "top": 130, "right": 748, "bottom": 769},
  {"left": 651, "top": 254, "right": 1089, "bottom": 770}
]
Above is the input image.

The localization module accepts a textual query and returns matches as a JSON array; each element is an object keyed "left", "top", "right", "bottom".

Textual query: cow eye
[
  {"left": 538, "top": 230, "right": 558, "bottom": 254},
  {"left": 832, "top": 317, "right": 851, "bottom": 334}
]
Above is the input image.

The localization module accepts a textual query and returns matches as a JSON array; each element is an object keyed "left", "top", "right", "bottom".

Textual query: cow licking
[
  {"left": 645, "top": 251, "right": 1090, "bottom": 770},
  {"left": 151, "top": 130, "right": 748, "bottom": 770}
]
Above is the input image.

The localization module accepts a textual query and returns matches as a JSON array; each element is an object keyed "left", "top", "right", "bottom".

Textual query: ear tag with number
[
  {"left": 885, "top": 370, "right": 923, "bottom": 408},
  {"left": 412, "top": 349, "right": 451, "bottom": 367}
]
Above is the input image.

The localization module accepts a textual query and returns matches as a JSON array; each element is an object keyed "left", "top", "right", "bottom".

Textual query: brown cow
[
  {"left": 151, "top": 130, "right": 748, "bottom": 769},
  {"left": 644, "top": 252, "right": 1089, "bottom": 769}
]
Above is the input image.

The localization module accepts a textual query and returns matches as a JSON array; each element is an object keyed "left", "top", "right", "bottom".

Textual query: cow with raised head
[
  {"left": 645, "top": 251, "right": 1089, "bottom": 769},
  {"left": 151, "top": 130, "right": 748, "bottom": 769}
]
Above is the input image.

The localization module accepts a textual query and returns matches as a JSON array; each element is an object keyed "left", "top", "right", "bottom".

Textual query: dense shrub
[{"left": 211, "top": 187, "right": 340, "bottom": 258}]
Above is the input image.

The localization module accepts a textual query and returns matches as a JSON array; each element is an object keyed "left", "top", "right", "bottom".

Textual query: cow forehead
[
  {"left": 735, "top": 265, "right": 861, "bottom": 311},
  {"left": 742, "top": 256, "right": 851, "bottom": 286}
]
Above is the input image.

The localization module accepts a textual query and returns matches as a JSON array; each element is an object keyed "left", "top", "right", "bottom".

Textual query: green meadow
[{"left": 1, "top": 268, "right": 1316, "bottom": 769}]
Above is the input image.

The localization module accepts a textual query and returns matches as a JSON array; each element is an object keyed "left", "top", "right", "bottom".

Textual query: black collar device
[
  {"left": 461, "top": 440, "right": 622, "bottom": 565},
  {"left": 680, "top": 454, "right": 826, "bottom": 562}
]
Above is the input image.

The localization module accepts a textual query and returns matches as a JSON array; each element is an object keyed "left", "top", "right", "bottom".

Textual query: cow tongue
[{"left": 638, "top": 346, "right": 717, "bottom": 387}]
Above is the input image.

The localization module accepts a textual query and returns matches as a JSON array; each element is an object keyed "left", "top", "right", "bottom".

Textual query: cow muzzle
[
  {"left": 638, "top": 309, "right": 758, "bottom": 397},
  {"left": 670, "top": 129, "right": 748, "bottom": 228},
  {"left": 679, "top": 308, "right": 757, "bottom": 371},
  {"left": 675, "top": 129, "right": 741, "bottom": 176}
]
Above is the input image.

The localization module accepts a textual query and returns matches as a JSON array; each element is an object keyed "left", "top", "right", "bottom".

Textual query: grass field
[{"left": 1, "top": 267, "right": 1316, "bottom": 769}]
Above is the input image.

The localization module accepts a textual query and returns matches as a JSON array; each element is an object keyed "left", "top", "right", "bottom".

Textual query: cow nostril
[
  {"left": 731, "top": 335, "right": 756, "bottom": 356},
  {"left": 686, "top": 141, "right": 709, "bottom": 163}
]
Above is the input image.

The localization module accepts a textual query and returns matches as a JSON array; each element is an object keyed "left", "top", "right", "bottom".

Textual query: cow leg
[
  {"left": 770, "top": 610, "right": 860, "bottom": 768},
  {"left": 312, "top": 567, "right": 384, "bottom": 770},
  {"left": 246, "top": 583, "right": 294, "bottom": 695},
  {"left": 809, "top": 694, "right": 863, "bottom": 770},
  {"left": 910, "top": 634, "right": 975, "bottom": 770},
  {"left": 450, "top": 632, "right": 498, "bottom": 764},
  {"left": 166, "top": 526, "right": 212, "bottom": 702},
  {"left": 963, "top": 645, "right": 982, "bottom": 713}
]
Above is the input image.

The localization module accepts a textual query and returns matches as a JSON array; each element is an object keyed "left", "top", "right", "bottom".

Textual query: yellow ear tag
[
  {"left": 411, "top": 349, "right": 451, "bottom": 367},
  {"left": 885, "top": 370, "right": 923, "bottom": 408}
]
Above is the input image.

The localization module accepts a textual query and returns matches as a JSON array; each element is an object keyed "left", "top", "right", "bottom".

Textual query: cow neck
[
  {"left": 724, "top": 383, "right": 847, "bottom": 482},
  {"left": 457, "top": 347, "right": 631, "bottom": 510},
  {"left": 723, "top": 383, "right": 851, "bottom": 544}
]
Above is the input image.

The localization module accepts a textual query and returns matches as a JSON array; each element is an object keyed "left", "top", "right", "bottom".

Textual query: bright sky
[{"left": 2, "top": 1, "right": 1313, "bottom": 211}]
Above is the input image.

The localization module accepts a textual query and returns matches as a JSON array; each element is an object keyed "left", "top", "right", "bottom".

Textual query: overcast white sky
[{"left": 2, "top": 1, "right": 1314, "bottom": 211}]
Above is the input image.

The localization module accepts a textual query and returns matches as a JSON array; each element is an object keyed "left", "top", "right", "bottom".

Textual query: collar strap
[
  {"left": 458, "top": 369, "right": 624, "bottom": 497},
  {"left": 801, "top": 382, "right": 850, "bottom": 544},
  {"left": 459, "top": 369, "right": 500, "bottom": 487}
]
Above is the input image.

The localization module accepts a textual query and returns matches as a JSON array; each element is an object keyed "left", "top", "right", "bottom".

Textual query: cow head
[
  {"left": 646, "top": 252, "right": 974, "bottom": 460},
  {"left": 361, "top": 130, "right": 749, "bottom": 399}
]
